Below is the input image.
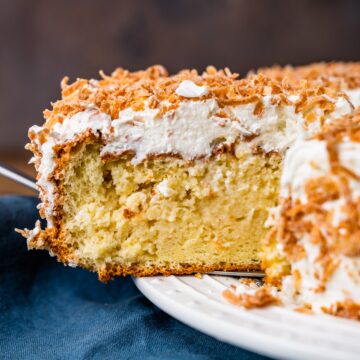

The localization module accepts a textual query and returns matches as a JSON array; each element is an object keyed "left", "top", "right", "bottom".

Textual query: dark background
[{"left": 1, "top": 0, "right": 360, "bottom": 193}]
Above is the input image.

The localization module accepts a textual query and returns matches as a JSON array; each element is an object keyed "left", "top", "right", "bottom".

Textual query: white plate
[{"left": 134, "top": 274, "right": 360, "bottom": 360}]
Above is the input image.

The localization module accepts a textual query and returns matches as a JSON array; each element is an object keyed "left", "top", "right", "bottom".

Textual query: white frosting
[
  {"left": 300, "top": 96, "right": 353, "bottom": 136},
  {"left": 175, "top": 80, "right": 208, "bottom": 98},
  {"left": 102, "top": 99, "right": 251, "bottom": 163},
  {"left": 230, "top": 99, "right": 303, "bottom": 153},
  {"left": 280, "top": 140, "right": 330, "bottom": 202},
  {"left": 338, "top": 141, "right": 360, "bottom": 199},
  {"left": 283, "top": 254, "right": 360, "bottom": 312},
  {"left": 279, "top": 137, "right": 360, "bottom": 312},
  {"left": 345, "top": 88, "right": 360, "bottom": 107},
  {"left": 52, "top": 108, "right": 112, "bottom": 141},
  {"left": 329, "top": 96, "right": 354, "bottom": 119},
  {"left": 282, "top": 139, "right": 360, "bottom": 203},
  {"left": 102, "top": 94, "right": 352, "bottom": 163}
]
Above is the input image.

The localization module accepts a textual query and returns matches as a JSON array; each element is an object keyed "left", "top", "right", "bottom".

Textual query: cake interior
[{"left": 60, "top": 142, "right": 281, "bottom": 278}]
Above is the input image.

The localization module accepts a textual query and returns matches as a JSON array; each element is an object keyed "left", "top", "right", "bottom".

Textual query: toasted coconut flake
[
  {"left": 253, "top": 62, "right": 360, "bottom": 91},
  {"left": 223, "top": 286, "right": 280, "bottom": 309},
  {"left": 322, "top": 299, "right": 360, "bottom": 320}
]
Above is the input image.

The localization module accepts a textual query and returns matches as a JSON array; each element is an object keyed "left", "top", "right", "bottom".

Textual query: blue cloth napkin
[{"left": 0, "top": 195, "right": 268, "bottom": 360}]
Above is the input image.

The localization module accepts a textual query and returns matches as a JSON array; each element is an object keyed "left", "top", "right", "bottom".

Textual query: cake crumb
[
  {"left": 223, "top": 286, "right": 280, "bottom": 309},
  {"left": 294, "top": 304, "right": 313, "bottom": 314},
  {"left": 322, "top": 300, "right": 360, "bottom": 320}
]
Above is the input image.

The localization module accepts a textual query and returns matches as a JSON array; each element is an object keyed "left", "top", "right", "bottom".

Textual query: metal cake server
[
  {"left": 0, "top": 162, "right": 38, "bottom": 192},
  {"left": 0, "top": 162, "right": 264, "bottom": 278}
]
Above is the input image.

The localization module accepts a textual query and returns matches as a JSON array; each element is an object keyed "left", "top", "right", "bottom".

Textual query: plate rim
[{"left": 134, "top": 275, "right": 360, "bottom": 360}]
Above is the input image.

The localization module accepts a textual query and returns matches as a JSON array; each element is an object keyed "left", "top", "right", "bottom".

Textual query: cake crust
[{"left": 97, "top": 263, "right": 261, "bottom": 283}]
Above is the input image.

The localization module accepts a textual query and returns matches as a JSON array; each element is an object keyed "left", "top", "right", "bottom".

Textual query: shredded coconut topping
[
  {"left": 253, "top": 62, "right": 360, "bottom": 107},
  {"left": 254, "top": 62, "right": 360, "bottom": 91}
]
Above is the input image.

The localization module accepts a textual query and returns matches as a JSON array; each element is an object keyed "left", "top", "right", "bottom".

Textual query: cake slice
[
  {"left": 19, "top": 66, "right": 353, "bottom": 281},
  {"left": 252, "top": 62, "right": 360, "bottom": 107}
]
